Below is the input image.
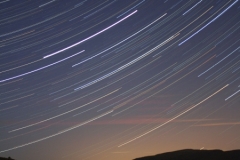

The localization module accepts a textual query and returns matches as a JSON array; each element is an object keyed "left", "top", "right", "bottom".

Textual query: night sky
[{"left": 0, "top": 0, "right": 240, "bottom": 160}]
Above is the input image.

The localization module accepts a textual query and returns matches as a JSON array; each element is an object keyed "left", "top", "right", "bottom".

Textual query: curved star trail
[{"left": 0, "top": 1, "right": 240, "bottom": 160}]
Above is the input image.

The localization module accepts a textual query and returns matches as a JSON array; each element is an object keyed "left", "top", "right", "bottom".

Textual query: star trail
[{"left": 0, "top": 1, "right": 240, "bottom": 160}]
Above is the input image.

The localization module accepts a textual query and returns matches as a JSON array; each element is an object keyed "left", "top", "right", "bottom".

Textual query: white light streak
[
  {"left": 179, "top": 0, "right": 238, "bottom": 46},
  {"left": 0, "top": 50, "right": 84, "bottom": 83},
  {"left": 118, "top": 84, "right": 229, "bottom": 147},
  {"left": 43, "top": 10, "right": 137, "bottom": 59},
  {"left": 0, "top": 110, "right": 113, "bottom": 153}
]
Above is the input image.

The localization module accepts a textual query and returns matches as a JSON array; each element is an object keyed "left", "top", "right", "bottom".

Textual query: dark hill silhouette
[
  {"left": 0, "top": 157, "right": 14, "bottom": 160},
  {"left": 134, "top": 149, "right": 240, "bottom": 160}
]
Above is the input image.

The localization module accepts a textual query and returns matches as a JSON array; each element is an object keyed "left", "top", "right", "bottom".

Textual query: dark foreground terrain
[
  {"left": 0, "top": 157, "right": 14, "bottom": 160},
  {"left": 134, "top": 149, "right": 240, "bottom": 160}
]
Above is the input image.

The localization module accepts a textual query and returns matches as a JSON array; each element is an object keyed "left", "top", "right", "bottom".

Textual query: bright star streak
[
  {"left": 0, "top": 110, "right": 113, "bottom": 153},
  {"left": 225, "top": 89, "right": 240, "bottom": 101},
  {"left": 43, "top": 10, "right": 138, "bottom": 59},
  {"left": 8, "top": 89, "right": 119, "bottom": 132},
  {"left": 0, "top": 50, "right": 85, "bottom": 83},
  {"left": 72, "top": 13, "right": 167, "bottom": 67},
  {"left": 118, "top": 84, "right": 229, "bottom": 147},
  {"left": 179, "top": 0, "right": 238, "bottom": 46}
]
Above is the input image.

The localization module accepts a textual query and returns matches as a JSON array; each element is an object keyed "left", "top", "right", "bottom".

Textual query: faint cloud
[
  {"left": 112, "top": 151, "right": 130, "bottom": 154},
  {"left": 90, "top": 117, "right": 215, "bottom": 125},
  {"left": 194, "top": 122, "right": 240, "bottom": 127}
]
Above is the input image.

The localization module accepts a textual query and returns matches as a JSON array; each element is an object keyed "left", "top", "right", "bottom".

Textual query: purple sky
[{"left": 0, "top": 0, "right": 240, "bottom": 160}]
